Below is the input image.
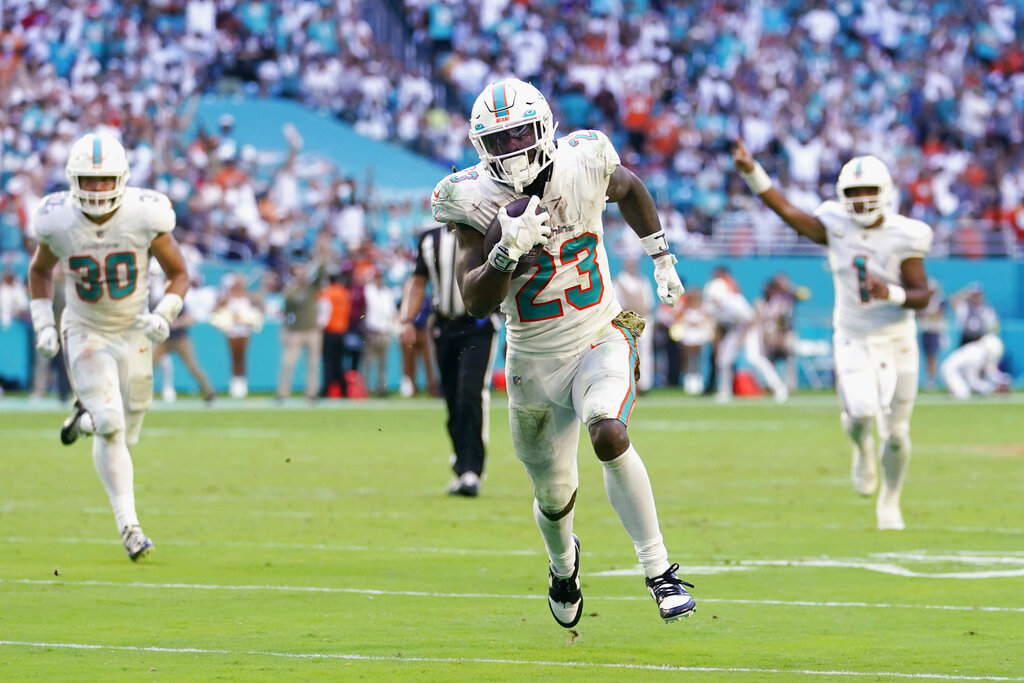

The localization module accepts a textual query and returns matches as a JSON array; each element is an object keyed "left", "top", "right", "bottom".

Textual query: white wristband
[
  {"left": 488, "top": 244, "right": 518, "bottom": 273},
  {"left": 30, "top": 298, "right": 56, "bottom": 333},
  {"left": 154, "top": 293, "right": 184, "bottom": 323},
  {"left": 740, "top": 162, "right": 773, "bottom": 195},
  {"left": 887, "top": 284, "right": 907, "bottom": 306},
  {"left": 639, "top": 230, "right": 669, "bottom": 256}
]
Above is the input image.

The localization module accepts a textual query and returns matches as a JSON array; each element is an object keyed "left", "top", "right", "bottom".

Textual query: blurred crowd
[
  {"left": 0, "top": 1, "right": 1021, "bottom": 399},
  {"left": 3, "top": 0, "right": 1024, "bottom": 277},
  {"left": 402, "top": 0, "right": 1024, "bottom": 254}
]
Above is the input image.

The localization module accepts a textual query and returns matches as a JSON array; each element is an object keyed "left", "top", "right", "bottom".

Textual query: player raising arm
[
  {"left": 733, "top": 138, "right": 932, "bottom": 530},
  {"left": 28, "top": 131, "right": 189, "bottom": 561},
  {"left": 436, "top": 78, "right": 692, "bottom": 628}
]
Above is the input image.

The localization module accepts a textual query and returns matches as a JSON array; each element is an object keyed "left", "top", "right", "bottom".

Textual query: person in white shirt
[
  {"left": 734, "top": 138, "right": 933, "bottom": 531},
  {"left": 940, "top": 334, "right": 1010, "bottom": 399},
  {"left": 703, "top": 266, "right": 787, "bottom": 403},
  {"left": 361, "top": 269, "right": 398, "bottom": 396}
]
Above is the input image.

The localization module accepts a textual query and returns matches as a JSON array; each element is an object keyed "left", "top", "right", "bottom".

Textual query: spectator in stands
[
  {"left": 756, "top": 274, "right": 807, "bottom": 393},
  {"left": 277, "top": 258, "right": 326, "bottom": 402},
  {"left": 916, "top": 277, "right": 949, "bottom": 389},
  {"left": 673, "top": 287, "right": 713, "bottom": 396},
  {"left": 319, "top": 269, "right": 352, "bottom": 399},
  {"left": 400, "top": 298, "right": 439, "bottom": 398},
  {"left": 951, "top": 283, "right": 999, "bottom": 347},
  {"left": 361, "top": 268, "right": 398, "bottom": 397},
  {"left": 210, "top": 273, "right": 264, "bottom": 399}
]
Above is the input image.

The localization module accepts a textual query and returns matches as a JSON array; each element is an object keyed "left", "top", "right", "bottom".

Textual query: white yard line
[
  {"left": 3, "top": 577, "right": 1024, "bottom": 613},
  {"left": 0, "top": 640, "right": 1020, "bottom": 680}
]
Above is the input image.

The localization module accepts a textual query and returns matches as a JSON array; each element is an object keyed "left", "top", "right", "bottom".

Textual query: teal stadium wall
[{"left": 1, "top": 98, "right": 1021, "bottom": 394}]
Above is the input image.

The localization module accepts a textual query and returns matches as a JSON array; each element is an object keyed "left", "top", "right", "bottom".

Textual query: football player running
[
  {"left": 28, "top": 131, "right": 190, "bottom": 561},
  {"left": 733, "top": 138, "right": 933, "bottom": 530},
  {"left": 435, "top": 78, "right": 694, "bottom": 627}
]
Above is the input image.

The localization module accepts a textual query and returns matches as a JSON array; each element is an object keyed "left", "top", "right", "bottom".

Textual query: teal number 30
[{"left": 69, "top": 252, "right": 138, "bottom": 302}]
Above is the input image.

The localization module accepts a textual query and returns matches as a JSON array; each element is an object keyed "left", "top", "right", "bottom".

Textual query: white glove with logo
[
  {"left": 36, "top": 326, "right": 60, "bottom": 359},
  {"left": 134, "top": 293, "right": 184, "bottom": 344},
  {"left": 496, "top": 195, "right": 551, "bottom": 262},
  {"left": 135, "top": 313, "right": 171, "bottom": 343},
  {"left": 30, "top": 298, "right": 60, "bottom": 358},
  {"left": 653, "top": 254, "right": 684, "bottom": 306}
]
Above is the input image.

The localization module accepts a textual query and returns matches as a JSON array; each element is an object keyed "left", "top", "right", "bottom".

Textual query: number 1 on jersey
[{"left": 853, "top": 255, "right": 869, "bottom": 303}]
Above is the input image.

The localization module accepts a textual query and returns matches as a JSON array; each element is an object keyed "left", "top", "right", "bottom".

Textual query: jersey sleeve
[
  {"left": 142, "top": 190, "right": 176, "bottom": 238},
  {"left": 812, "top": 200, "right": 846, "bottom": 240},
  {"left": 567, "top": 129, "right": 620, "bottom": 187},
  {"left": 29, "top": 193, "right": 70, "bottom": 245},
  {"left": 431, "top": 169, "right": 484, "bottom": 232},
  {"left": 903, "top": 219, "right": 933, "bottom": 258}
]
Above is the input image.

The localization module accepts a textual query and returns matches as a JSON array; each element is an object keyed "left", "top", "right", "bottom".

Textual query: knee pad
[
  {"left": 92, "top": 406, "right": 126, "bottom": 437},
  {"left": 841, "top": 413, "right": 873, "bottom": 441},
  {"left": 536, "top": 488, "right": 576, "bottom": 520},
  {"left": 884, "top": 433, "right": 911, "bottom": 454}
]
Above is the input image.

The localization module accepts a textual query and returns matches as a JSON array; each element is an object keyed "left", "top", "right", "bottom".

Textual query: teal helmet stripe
[
  {"left": 491, "top": 80, "right": 508, "bottom": 113},
  {"left": 92, "top": 135, "right": 102, "bottom": 167}
]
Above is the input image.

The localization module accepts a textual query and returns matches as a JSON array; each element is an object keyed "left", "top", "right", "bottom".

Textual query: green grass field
[{"left": 2, "top": 393, "right": 1023, "bottom": 681}]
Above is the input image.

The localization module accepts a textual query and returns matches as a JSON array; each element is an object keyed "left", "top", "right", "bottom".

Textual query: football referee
[{"left": 400, "top": 224, "right": 498, "bottom": 497}]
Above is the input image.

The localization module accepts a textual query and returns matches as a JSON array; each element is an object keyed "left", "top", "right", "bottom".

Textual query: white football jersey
[
  {"left": 814, "top": 201, "right": 932, "bottom": 336},
  {"left": 702, "top": 277, "right": 754, "bottom": 327},
  {"left": 432, "top": 129, "right": 622, "bottom": 354},
  {"left": 32, "top": 187, "right": 175, "bottom": 332}
]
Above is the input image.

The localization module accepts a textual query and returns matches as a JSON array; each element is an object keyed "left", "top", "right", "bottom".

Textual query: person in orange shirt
[{"left": 320, "top": 271, "right": 351, "bottom": 398}]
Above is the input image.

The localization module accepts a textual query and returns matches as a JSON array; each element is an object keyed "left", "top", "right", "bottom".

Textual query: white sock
[
  {"left": 92, "top": 431, "right": 139, "bottom": 532},
  {"left": 602, "top": 445, "right": 669, "bottom": 578},
  {"left": 879, "top": 434, "right": 911, "bottom": 504},
  {"left": 533, "top": 498, "right": 575, "bottom": 577}
]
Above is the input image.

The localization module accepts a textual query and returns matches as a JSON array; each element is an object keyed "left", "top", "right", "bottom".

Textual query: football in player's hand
[{"left": 484, "top": 196, "right": 547, "bottom": 279}]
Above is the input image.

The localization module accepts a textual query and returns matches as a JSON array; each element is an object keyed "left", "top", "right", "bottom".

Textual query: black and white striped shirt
[{"left": 414, "top": 225, "right": 467, "bottom": 320}]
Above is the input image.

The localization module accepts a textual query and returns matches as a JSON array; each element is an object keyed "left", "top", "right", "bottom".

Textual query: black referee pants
[{"left": 432, "top": 316, "right": 496, "bottom": 478}]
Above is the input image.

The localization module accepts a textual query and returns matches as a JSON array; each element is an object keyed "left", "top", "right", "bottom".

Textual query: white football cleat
[
  {"left": 876, "top": 498, "right": 905, "bottom": 531},
  {"left": 645, "top": 563, "right": 697, "bottom": 622},
  {"left": 851, "top": 447, "right": 878, "bottom": 497},
  {"left": 547, "top": 535, "right": 583, "bottom": 628},
  {"left": 121, "top": 525, "right": 155, "bottom": 561}
]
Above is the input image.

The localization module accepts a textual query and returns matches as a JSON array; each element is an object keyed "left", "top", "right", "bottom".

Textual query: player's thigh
[
  {"left": 573, "top": 328, "right": 637, "bottom": 427},
  {"left": 506, "top": 353, "right": 581, "bottom": 504},
  {"left": 120, "top": 328, "right": 154, "bottom": 414},
  {"left": 881, "top": 334, "right": 919, "bottom": 438},
  {"left": 65, "top": 326, "right": 125, "bottom": 433},
  {"left": 833, "top": 333, "right": 880, "bottom": 418}
]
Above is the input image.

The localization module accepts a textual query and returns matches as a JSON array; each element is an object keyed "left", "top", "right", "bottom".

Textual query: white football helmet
[
  {"left": 468, "top": 79, "right": 557, "bottom": 192},
  {"left": 836, "top": 155, "right": 893, "bottom": 227},
  {"left": 65, "top": 131, "right": 130, "bottom": 216}
]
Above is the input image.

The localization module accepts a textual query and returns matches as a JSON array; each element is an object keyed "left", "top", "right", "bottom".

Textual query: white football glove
[
  {"left": 497, "top": 195, "right": 551, "bottom": 262},
  {"left": 135, "top": 313, "right": 171, "bottom": 344},
  {"left": 653, "top": 254, "right": 684, "bottom": 306},
  {"left": 35, "top": 326, "right": 60, "bottom": 359}
]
